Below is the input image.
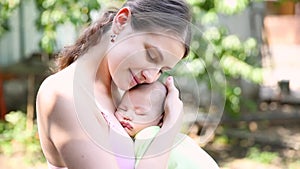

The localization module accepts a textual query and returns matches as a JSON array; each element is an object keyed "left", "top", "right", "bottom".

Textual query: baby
[
  {"left": 114, "top": 81, "right": 166, "bottom": 138},
  {"left": 115, "top": 81, "right": 219, "bottom": 169}
]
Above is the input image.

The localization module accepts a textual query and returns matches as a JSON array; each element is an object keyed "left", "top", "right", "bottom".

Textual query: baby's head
[{"left": 115, "top": 81, "right": 167, "bottom": 137}]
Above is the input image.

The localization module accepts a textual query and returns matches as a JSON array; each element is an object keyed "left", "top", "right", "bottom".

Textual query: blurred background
[{"left": 0, "top": 0, "right": 299, "bottom": 168}]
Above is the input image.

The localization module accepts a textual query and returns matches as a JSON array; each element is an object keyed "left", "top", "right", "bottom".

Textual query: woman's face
[{"left": 107, "top": 31, "right": 185, "bottom": 90}]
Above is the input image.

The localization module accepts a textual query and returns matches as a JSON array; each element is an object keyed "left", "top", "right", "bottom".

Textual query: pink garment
[{"left": 102, "top": 112, "right": 135, "bottom": 169}]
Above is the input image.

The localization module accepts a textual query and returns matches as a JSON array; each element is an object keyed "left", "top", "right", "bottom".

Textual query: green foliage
[
  {"left": 0, "top": 111, "right": 45, "bottom": 164},
  {"left": 224, "top": 86, "right": 241, "bottom": 116},
  {"left": 214, "top": 135, "right": 229, "bottom": 145},
  {"left": 215, "top": 0, "right": 249, "bottom": 15},
  {"left": 246, "top": 147, "right": 279, "bottom": 164},
  {"left": 0, "top": 0, "right": 264, "bottom": 117},
  {"left": 34, "top": 0, "right": 101, "bottom": 53},
  {"left": 0, "top": 0, "right": 20, "bottom": 37},
  {"left": 179, "top": 0, "right": 263, "bottom": 116}
]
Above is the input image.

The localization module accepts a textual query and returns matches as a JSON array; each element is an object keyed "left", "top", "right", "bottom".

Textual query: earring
[{"left": 110, "top": 34, "right": 117, "bottom": 43}]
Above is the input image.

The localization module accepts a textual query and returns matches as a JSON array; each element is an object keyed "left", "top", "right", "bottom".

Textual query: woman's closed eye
[
  {"left": 145, "top": 44, "right": 163, "bottom": 64},
  {"left": 146, "top": 51, "right": 171, "bottom": 74},
  {"left": 159, "top": 67, "right": 171, "bottom": 74},
  {"left": 146, "top": 49, "right": 158, "bottom": 63}
]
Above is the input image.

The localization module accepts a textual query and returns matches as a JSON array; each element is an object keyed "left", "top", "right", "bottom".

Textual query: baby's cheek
[
  {"left": 134, "top": 124, "right": 146, "bottom": 133},
  {"left": 114, "top": 112, "right": 120, "bottom": 119}
]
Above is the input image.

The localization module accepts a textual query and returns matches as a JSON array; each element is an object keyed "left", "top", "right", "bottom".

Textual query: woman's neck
[
  {"left": 95, "top": 56, "right": 122, "bottom": 112},
  {"left": 76, "top": 34, "right": 111, "bottom": 90},
  {"left": 77, "top": 34, "right": 120, "bottom": 112}
]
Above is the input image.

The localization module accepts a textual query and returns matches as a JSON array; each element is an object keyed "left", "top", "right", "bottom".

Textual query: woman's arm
[
  {"left": 136, "top": 76, "right": 183, "bottom": 169},
  {"left": 36, "top": 76, "right": 67, "bottom": 168}
]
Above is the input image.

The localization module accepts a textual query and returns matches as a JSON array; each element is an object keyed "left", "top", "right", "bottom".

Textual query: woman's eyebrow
[{"left": 145, "top": 43, "right": 163, "bottom": 61}]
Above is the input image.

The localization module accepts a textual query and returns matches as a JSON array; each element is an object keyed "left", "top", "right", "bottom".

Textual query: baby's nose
[
  {"left": 123, "top": 115, "right": 132, "bottom": 121},
  {"left": 123, "top": 111, "right": 133, "bottom": 121}
]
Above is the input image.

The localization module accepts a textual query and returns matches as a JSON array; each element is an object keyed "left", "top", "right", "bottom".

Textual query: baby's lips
[{"left": 120, "top": 121, "right": 133, "bottom": 130}]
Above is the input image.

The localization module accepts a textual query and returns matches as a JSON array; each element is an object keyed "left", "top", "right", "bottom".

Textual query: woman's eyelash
[
  {"left": 118, "top": 107, "right": 127, "bottom": 111},
  {"left": 146, "top": 50, "right": 155, "bottom": 60},
  {"left": 146, "top": 49, "right": 161, "bottom": 63},
  {"left": 160, "top": 68, "right": 171, "bottom": 74}
]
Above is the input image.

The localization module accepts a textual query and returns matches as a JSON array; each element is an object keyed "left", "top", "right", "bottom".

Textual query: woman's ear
[{"left": 112, "top": 7, "right": 131, "bottom": 34}]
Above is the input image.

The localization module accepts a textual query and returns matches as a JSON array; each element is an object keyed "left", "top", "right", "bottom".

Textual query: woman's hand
[
  {"left": 136, "top": 76, "right": 183, "bottom": 169},
  {"left": 162, "top": 76, "right": 183, "bottom": 130}
]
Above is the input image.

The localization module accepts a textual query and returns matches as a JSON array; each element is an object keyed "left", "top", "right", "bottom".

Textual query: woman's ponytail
[{"left": 56, "top": 9, "right": 117, "bottom": 71}]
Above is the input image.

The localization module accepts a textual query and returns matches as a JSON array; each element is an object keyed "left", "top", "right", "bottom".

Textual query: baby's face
[{"left": 115, "top": 84, "right": 165, "bottom": 137}]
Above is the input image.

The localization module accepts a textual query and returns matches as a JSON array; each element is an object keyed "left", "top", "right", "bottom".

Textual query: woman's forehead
[
  {"left": 144, "top": 33, "right": 185, "bottom": 58},
  {"left": 126, "top": 31, "right": 185, "bottom": 59}
]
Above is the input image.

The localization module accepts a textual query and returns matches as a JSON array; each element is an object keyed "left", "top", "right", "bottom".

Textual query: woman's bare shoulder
[
  {"left": 36, "top": 74, "right": 60, "bottom": 116},
  {"left": 36, "top": 71, "right": 73, "bottom": 116}
]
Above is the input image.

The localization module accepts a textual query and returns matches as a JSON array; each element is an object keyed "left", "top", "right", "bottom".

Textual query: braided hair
[{"left": 56, "top": 0, "right": 191, "bottom": 71}]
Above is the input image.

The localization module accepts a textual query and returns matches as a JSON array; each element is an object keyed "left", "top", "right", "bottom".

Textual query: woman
[{"left": 36, "top": 0, "right": 218, "bottom": 169}]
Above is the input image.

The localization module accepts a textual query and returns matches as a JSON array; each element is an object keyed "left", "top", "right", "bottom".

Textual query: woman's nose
[{"left": 141, "top": 69, "right": 161, "bottom": 83}]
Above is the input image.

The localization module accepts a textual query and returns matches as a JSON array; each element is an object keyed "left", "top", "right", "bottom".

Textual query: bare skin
[
  {"left": 37, "top": 66, "right": 121, "bottom": 169},
  {"left": 115, "top": 82, "right": 166, "bottom": 138},
  {"left": 36, "top": 8, "right": 185, "bottom": 169}
]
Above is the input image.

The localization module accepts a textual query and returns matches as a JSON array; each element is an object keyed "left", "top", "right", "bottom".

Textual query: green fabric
[
  {"left": 134, "top": 126, "right": 160, "bottom": 168},
  {"left": 134, "top": 126, "right": 202, "bottom": 169}
]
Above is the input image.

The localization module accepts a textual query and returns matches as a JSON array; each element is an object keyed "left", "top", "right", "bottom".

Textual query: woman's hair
[{"left": 56, "top": 0, "right": 192, "bottom": 71}]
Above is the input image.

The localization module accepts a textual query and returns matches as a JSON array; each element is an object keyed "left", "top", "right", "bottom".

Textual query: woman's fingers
[
  {"left": 164, "top": 76, "right": 182, "bottom": 112},
  {"left": 165, "top": 76, "right": 180, "bottom": 98},
  {"left": 163, "top": 76, "right": 183, "bottom": 128}
]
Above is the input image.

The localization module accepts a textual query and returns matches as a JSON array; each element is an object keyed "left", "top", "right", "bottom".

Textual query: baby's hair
[
  {"left": 124, "top": 81, "right": 167, "bottom": 115},
  {"left": 129, "top": 81, "right": 166, "bottom": 93}
]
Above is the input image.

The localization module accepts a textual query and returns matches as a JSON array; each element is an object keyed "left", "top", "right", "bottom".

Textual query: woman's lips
[
  {"left": 130, "top": 69, "right": 141, "bottom": 85},
  {"left": 120, "top": 121, "right": 133, "bottom": 130}
]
